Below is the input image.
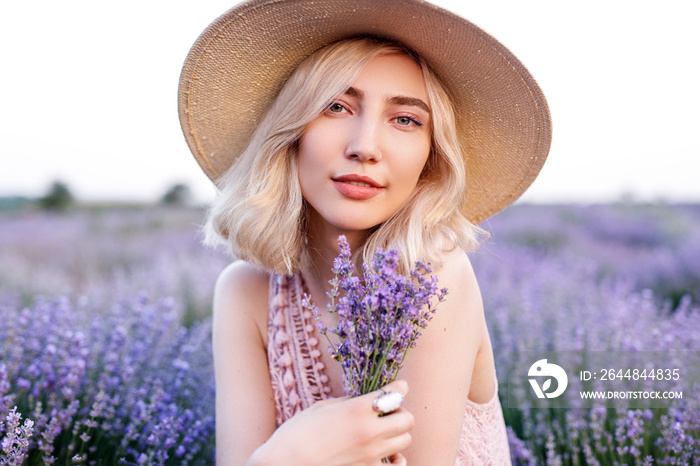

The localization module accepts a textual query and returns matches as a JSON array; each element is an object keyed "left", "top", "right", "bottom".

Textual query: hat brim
[{"left": 178, "top": 0, "right": 552, "bottom": 223}]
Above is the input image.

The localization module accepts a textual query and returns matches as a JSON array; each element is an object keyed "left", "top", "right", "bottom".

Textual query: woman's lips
[{"left": 332, "top": 174, "right": 384, "bottom": 200}]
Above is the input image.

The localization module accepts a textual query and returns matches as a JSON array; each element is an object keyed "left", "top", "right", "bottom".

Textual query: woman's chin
[{"left": 321, "top": 214, "right": 386, "bottom": 235}]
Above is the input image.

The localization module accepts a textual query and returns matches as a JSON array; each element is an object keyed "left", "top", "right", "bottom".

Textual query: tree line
[{"left": 1, "top": 181, "right": 194, "bottom": 212}]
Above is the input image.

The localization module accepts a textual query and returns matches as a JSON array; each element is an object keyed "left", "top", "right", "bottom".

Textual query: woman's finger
[
  {"left": 374, "top": 407, "right": 415, "bottom": 438},
  {"left": 384, "top": 452, "right": 407, "bottom": 465},
  {"left": 376, "top": 431, "right": 412, "bottom": 460},
  {"left": 380, "top": 379, "right": 409, "bottom": 397}
]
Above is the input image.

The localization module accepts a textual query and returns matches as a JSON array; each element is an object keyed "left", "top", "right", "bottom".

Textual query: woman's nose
[{"left": 344, "top": 116, "right": 382, "bottom": 162}]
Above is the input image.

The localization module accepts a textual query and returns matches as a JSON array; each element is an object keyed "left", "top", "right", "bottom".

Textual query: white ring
[{"left": 373, "top": 390, "right": 403, "bottom": 414}]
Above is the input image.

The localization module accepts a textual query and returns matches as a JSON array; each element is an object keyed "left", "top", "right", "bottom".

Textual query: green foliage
[
  {"left": 0, "top": 196, "right": 32, "bottom": 212},
  {"left": 160, "top": 183, "right": 192, "bottom": 206},
  {"left": 38, "top": 181, "right": 74, "bottom": 211}
]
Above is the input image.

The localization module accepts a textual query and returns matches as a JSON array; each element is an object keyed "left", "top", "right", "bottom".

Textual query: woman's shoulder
[
  {"left": 429, "top": 246, "right": 485, "bottom": 345},
  {"left": 212, "top": 260, "right": 271, "bottom": 339},
  {"left": 434, "top": 246, "right": 478, "bottom": 291},
  {"left": 215, "top": 260, "right": 270, "bottom": 296}
]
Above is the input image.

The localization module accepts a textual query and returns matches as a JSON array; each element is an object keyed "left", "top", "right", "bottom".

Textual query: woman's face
[{"left": 298, "top": 52, "right": 431, "bottom": 236}]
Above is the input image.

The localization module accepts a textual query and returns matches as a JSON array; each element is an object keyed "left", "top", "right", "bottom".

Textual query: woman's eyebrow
[
  {"left": 343, "top": 87, "right": 430, "bottom": 114},
  {"left": 387, "top": 96, "right": 430, "bottom": 114},
  {"left": 345, "top": 87, "right": 363, "bottom": 99}
]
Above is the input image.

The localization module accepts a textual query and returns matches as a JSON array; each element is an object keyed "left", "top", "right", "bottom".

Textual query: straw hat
[{"left": 179, "top": 0, "right": 551, "bottom": 223}]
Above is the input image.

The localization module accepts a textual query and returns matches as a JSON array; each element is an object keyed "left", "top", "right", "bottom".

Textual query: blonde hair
[{"left": 205, "top": 37, "right": 486, "bottom": 274}]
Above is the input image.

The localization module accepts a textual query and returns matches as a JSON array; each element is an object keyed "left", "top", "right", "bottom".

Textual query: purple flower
[
  {"left": 0, "top": 294, "right": 215, "bottom": 465},
  {"left": 303, "top": 236, "right": 447, "bottom": 396},
  {"left": 1, "top": 407, "right": 34, "bottom": 465}
]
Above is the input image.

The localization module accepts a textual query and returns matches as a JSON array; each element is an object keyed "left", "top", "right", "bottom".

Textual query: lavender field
[{"left": 1, "top": 203, "right": 699, "bottom": 464}]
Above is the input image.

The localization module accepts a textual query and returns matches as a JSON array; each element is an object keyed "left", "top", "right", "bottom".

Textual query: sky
[{"left": 1, "top": 0, "right": 698, "bottom": 204}]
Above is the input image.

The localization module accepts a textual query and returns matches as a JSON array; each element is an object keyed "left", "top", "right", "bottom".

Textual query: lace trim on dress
[
  {"left": 267, "top": 273, "right": 331, "bottom": 426},
  {"left": 456, "top": 380, "right": 512, "bottom": 465}
]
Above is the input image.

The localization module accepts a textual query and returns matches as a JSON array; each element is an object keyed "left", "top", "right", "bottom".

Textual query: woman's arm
[
  {"left": 213, "top": 261, "right": 416, "bottom": 465},
  {"left": 213, "top": 261, "right": 276, "bottom": 464},
  {"left": 398, "top": 249, "right": 490, "bottom": 465}
]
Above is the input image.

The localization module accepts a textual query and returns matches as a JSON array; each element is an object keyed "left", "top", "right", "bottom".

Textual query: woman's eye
[
  {"left": 329, "top": 103, "right": 345, "bottom": 113},
  {"left": 395, "top": 116, "right": 423, "bottom": 127}
]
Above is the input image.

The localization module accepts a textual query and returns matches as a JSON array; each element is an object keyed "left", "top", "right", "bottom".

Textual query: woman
[{"left": 178, "top": 1, "right": 551, "bottom": 464}]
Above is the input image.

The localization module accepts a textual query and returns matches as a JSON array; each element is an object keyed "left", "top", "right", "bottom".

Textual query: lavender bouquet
[{"left": 303, "top": 236, "right": 447, "bottom": 397}]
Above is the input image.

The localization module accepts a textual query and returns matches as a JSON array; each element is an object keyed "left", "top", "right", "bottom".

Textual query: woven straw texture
[{"left": 179, "top": 0, "right": 552, "bottom": 223}]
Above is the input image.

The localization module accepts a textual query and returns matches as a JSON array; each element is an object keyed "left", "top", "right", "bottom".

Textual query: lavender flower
[
  {"left": 1, "top": 407, "right": 34, "bottom": 465},
  {"left": 0, "top": 294, "right": 215, "bottom": 465},
  {"left": 507, "top": 426, "right": 535, "bottom": 465},
  {"left": 303, "top": 236, "right": 447, "bottom": 397}
]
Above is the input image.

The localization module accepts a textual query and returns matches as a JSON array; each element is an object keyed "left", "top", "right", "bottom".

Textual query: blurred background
[{"left": 1, "top": 0, "right": 699, "bottom": 206}]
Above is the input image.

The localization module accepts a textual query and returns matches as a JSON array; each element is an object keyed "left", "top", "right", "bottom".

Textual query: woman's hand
[{"left": 248, "top": 380, "right": 413, "bottom": 466}]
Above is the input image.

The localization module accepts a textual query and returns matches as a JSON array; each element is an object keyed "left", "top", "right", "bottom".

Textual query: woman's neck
[{"left": 301, "top": 210, "right": 369, "bottom": 302}]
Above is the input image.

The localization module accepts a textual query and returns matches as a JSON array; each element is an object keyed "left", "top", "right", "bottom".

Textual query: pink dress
[{"left": 267, "top": 273, "right": 512, "bottom": 465}]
